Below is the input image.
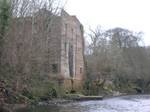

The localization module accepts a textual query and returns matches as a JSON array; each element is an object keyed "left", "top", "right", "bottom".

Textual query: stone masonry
[
  {"left": 3, "top": 9, "right": 85, "bottom": 89},
  {"left": 60, "top": 10, "right": 84, "bottom": 80}
]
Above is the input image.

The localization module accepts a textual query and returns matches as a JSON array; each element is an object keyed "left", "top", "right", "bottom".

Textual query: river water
[{"left": 17, "top": 95, "right": 150, "bottom": 112}]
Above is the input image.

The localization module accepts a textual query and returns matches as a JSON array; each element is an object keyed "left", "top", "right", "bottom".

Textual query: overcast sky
[{"left": 63, "top": 0, "right": 150, "bottom": 46}]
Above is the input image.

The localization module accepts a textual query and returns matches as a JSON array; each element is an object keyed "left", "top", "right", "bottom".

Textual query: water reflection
[{"left": 16, "top": 95, "right": 150, "bottom": 112}]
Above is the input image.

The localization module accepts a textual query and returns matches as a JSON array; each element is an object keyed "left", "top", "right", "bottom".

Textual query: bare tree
[
  {"left": 85, "top": 26, "right": 150, "bottom": 94},
  {"left": 2, "top": 0, "right": 63, "bottom": 91}
]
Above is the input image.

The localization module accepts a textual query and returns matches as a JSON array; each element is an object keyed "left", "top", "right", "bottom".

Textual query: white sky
[{"left": 63, "top": 0, "right": 150, "bottom": 46}]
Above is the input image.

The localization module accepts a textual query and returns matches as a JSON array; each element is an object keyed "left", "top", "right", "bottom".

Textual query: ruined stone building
[
  {"left": 3, "top": 10, "right": 85, "bottom": 88},
  {"left": 46, "top": 10, "right": 85, "bottom": 86},
  {"left": 59, "top": 11, "right": 85, "bottom": 80}
]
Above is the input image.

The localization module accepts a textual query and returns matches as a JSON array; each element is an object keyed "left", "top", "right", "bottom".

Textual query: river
[{"left": 17, "top": 95, "right": 150, "bottom": 112}]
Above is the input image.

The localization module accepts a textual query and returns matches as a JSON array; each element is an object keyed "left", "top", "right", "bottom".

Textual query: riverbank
[
  {"left": 15, "top": 95, "right": 150, "bottom": 112},
  {"left": 38, "top": 94, "right": 103, "bottom": 105},
  {"left": 2, "top": 93, "right": 149, "bottom": 112},
  {"left": 0, "top": 94, "right": 104, "bottom": 112}
]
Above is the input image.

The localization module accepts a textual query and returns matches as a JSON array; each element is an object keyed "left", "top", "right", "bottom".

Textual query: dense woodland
[
  {"left": 85, "top": 26, "right": 150, "bottom": 95},
  {"left": 0, "top": 0, "right": 150, "bottom": 106}
]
